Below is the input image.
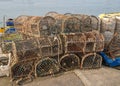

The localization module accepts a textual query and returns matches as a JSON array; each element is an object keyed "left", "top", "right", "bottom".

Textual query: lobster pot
[
  {"left": 60, "top": 54, "right": 80, "bottom": 71},
  {"left": 14, "top": 15, "right": 30, "bottom": 33},
  {"left": 63, "top": 33, "right": 86, "bottom": 53},
  {"left": 1, "top": 42, "right": 13, "bottom": 53},
  {"left": 90, "top": 16, "right": 100, "bottom": 31},
  {"left": 108, "top": 34, "right": 120, "bottom": 58},
  {"left": 11, "top": 61, "right": 34, "bottom": 79},
  {"left": 63, "top": 17, "right": 81, "bottom": 33},
  {"left": 92, "top": 31, "right": 104, "bottom": 52},
  {"left": 115, "top": 16, "right": 120, "bottom": 33},
  {"left": 12, "top": 39, "right": 39, "bottom": 62},
  {"left": 38, "top": 36, "right": 63, "bottom": 57},
  {"left": 84, "top": 32, "right": 96, "bottom": 52},
  {"left": 39, "top": 16, "right": 56, "bottom": 36},
  {"left": 35, "top": 57, "right": 59, "bottom": 77},
  {"left": 100, "top": 17, "right": 116, "bottom": 45},
  {"left": 45, "top": 11, "right": 58, "bottom": 16},
  {"left": 82, "top": 16, "right": 92, "bottom": 32},
  {"left": 24, "top": 16, "right": 42, "bottom": 37},
  {"left": 81, "top": 53, "right": 102, "bottom": 69}
]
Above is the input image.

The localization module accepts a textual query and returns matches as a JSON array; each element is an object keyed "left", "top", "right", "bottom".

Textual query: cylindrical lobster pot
[
  {"left": 14, "top": 15, "right": 30, "bottom": 33},
  {"left": 11, "top": 61, "right": 34, "bottom": 79},
  {"left": 84, "top": 32, "right": 96, "bottom": 52},
  {"left": 60, "top": 54, "right": 80, "bottom": 71},
  {"left": 63, "top": 33, "right": 86, "bottom": 53},
  {"left": 12, "top": 39, "right": 39, "bottom": 62},
  {"left": 35, "top": 57, "right": 59, "bottom": 77},
  {"left": 81, "top": 53, "right": 102, "bottom": 69},
  {"left": 24, "top": 16, "right": 42, "bottom": 37},
  {"left": 100, "top": 16, "right": 116, "bottom": 46},
  {"left": 39, "top": 16, "right": 56, "bottom": 36}
]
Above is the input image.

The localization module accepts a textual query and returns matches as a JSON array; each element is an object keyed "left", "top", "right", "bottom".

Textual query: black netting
[{"left": 35, "top": 58, "right": 59, "bottom": 77}]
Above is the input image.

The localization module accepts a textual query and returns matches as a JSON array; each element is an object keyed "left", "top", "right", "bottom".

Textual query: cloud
[{"left": 0, "top": 0, "right": 13, "bottom": 1}]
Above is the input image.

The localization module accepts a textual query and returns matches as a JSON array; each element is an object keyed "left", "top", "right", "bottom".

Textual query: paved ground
[{"left": 0, "top": 67, "right": 120, "bottom": 86}]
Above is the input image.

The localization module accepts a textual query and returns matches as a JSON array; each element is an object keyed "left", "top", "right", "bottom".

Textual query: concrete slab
[{"left": 0, "top": 67, "right": 120, "bottom": 86}]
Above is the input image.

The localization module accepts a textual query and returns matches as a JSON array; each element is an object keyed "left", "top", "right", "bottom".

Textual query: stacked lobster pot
[
  {"left": 66, "top": 14, "right": 100, "bottom": 32},
  {"left": 100, "top": 15, "right": 116, "bottom": 47},
  {"left": 35, "top": 36, "right": 62, "bottom": 77},
  {"left": 10, "top": 39, "right": 39, "bottom": 80},
  {"left": 107, "top": 16, "right": 120, "bottom": 58}
]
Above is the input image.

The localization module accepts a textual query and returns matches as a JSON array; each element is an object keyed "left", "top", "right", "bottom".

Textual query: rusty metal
[
  {"left": 81, "top": 53, "right": 102, "bottom": 69},
  {"left": 60, "top": 54, "right": 80, "bottom": 71},
  {"left": 35, "top": 57, "right": 59, "bottom": 77}
]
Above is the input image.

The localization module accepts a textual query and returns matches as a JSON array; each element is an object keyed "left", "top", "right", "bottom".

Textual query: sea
[{"left": 0, "top": 0, "right": 120, "bottom": 27}]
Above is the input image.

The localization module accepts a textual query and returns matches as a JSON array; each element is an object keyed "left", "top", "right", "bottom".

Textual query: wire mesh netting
[
  {"left": 63, "top": 33, "right": 86, "bottom": 53},
  {"left": 11, "top": 60, "right": 34, "bottom": 79},
  {"left": 107, "top": 34, "right": 120, "bottom": 58},
  {"left": 60, "top": 54, "right": 80, "bottom": 71},
  {"left": 84, "top": 32, "right": 96, "bottom": 52},
  {"left": 12, "top": 39, "right": 39, "bottom": 62},
  {"left": 14, "top": 15, "right": 30, "bottom": 33},
  {"left": 35, "top": 57, "right": 59, "bottom": 77},
  {"left": 40, "top": 16, "right": 56, "bottom": 36},
  {"left": 81, "top": 53, "right": 102, "bottom": 69}
]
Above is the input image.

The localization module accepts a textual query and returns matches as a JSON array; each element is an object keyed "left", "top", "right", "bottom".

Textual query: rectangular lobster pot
[
  {"left": 38, "top": 36, "right": 63, "bottom": 57},
  {"left": 84, "top": 32, "right": 96, "bottom": 52},
  {"left": 12, "top": 39, "right": 39, "bottom": 62},
  {"left": 63, "top": 33, "right": 86, "bottom": 53}
]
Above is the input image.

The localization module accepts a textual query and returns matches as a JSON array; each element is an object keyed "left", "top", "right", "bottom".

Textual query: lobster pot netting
[
  {"left": 24, "top": 16, "right": 42, "bottom": 37},
  {"left": 12, "top": 39, "right": 39, "bottom": 62},
  {"left": 63, "top": 33, "right": 86, "bottom": 53},
  {"left": 115, "top": 16, "right": 120, "bottom": 33},
  {"left": 81, "top": 53, "right": 102, "bottom": 69},
  {"left": 84, "top": 32, "right": 96, "bottom": 52},
  {"left": 39, "top": 16, "right": 56, "bottom": 36},
  {"left": 60, "top": 54, "right": 80, "bottom": 71},
  {"left": 63, "top": 17, "right": 81, "bottom": 33},
  {"left": 11, "top": 61, "right": 34, "bottom": 79},
  {"left": 35, "top": 58, "right": 59, "bottom": 77},
  {"left": 1, "top": 42, "right": 13, "bottom": 53},
  {"left": 92, "top": 31, "right": 104, "bottom": 52},
  {"left": 100, "top": 17, "right": 116, "bottom": 45},
  {"left": 38, "top": 36, "right": 63, "bottom": 57},
  {"left": 108, "top": 34, "right": 120, "bottom": 58},
  {"left": 14, "top": 15, "right": 30, "bottom": 33}
]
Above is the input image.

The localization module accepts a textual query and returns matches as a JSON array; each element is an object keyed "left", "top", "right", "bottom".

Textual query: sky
[{"left": 0, "top": 0, "right": 120, "bottom": 26}]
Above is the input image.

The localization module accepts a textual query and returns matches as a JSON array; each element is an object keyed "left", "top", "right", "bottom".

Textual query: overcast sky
[{"left": 0, "top": 0, "right": 120, "bottom": 26}]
